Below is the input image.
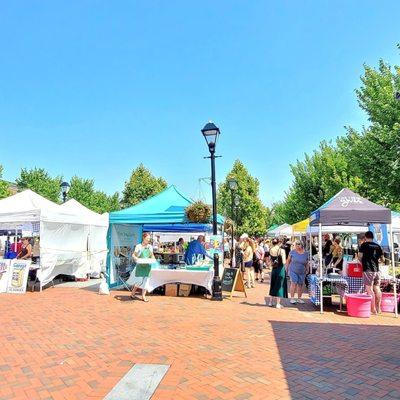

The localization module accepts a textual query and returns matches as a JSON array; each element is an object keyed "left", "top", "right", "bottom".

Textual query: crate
[
  {"left": 178, "top": 284, "right": 192, "bottom": 297},
  {"left": 165, "top": 283, "right": 178, "bottom": 296}
]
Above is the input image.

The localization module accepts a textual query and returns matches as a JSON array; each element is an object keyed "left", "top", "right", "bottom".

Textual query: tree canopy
[
  {"left": 0, "top": 166, "right": 10, "bottom": 199},
  {"left": 121, "top": 164, "right": 168, "bottom": 208},
  {"left": 273, "top": 50, "right": 400, "bottom": 223},
  {"left": 16, "top": 167, "right": 62, "bottom": 203},
  {"left": 68, "top": 176, "right": 120, "bottom": 213},
  {"left": 217, "top": 160, "right": 268, "bottom": 236}
]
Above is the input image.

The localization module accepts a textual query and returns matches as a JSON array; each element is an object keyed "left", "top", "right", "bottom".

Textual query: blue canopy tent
[{"left": 106, "top": 185, "right": 224, "bottom": 287}]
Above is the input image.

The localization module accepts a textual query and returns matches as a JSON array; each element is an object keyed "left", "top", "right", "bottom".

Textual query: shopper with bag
[{"left": 268, "top": 239, "right": 288, "bottom": 308}]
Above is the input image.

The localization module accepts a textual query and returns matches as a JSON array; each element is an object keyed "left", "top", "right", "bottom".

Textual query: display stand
[{"left": 221, "top": 268, "right": 247, "bottom": 299}]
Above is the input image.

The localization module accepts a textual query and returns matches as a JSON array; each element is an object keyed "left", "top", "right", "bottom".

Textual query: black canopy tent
[{"left": 309, "top": 188, "right": 397, "bottom": 316}]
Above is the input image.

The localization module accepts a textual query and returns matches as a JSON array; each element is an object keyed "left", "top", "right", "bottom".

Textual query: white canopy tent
[
  {"left": 0, "top": 190, "right": 108, "bottom": 286},
  {"left": 60, "top": 199, "right": 108, "bottom": 277},
  {"left": 268, "top": 223, "right": 293, "bottom": 237}
]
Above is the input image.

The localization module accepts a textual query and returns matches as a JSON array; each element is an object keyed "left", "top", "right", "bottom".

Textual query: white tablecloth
[{"left": 126, "top": 268, "right": 214, "bottom": 293}]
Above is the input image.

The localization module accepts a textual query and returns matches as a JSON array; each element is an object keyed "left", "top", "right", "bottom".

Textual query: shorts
[
  {"left": 253, "top": 261, "right": 263, "bottom": 273},
  {"left": 244, "top": 261, "right": 253, "bottom": 269},
  {"left": 289, "top": 270, "right": 306, "bottom": 285},
  {"left": 363, "top": 271, "right": 381, "bottom": 286}
]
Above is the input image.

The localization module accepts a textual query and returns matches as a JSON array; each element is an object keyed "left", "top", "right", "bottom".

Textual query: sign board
[
  {"left": 206, "top": 235, "right": 224, "bottom": 266},
  {"left": 0, "top": 259, "right": 11, "bottom": 293},
  {"left": 7, "top": 260, "right": 31, "bottom": 294},
  {"left": 221, "top": 267, "right": 247, "bottom": 299}
]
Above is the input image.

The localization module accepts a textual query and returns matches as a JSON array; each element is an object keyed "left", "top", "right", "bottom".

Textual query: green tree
[
  {"left": 68, "top": 176, "right": 120, "bottom": 213},
  {"left": 217, "top": 160, "right": 268, "bottom": 236},
  {"left": 121, "top": 164, "right": 168, "bottom": 207},
  {"left": 275, "top": 142, "right": 363, "bottom": 224},
  {"left": 338, "top": 58, "right": 400, "bottom": 209},
  {"left": 16, "top": 167, "right": 62, "bottom": 202},
  {"left": 0, "top": 166, "right": 11, "bottom": 199}
]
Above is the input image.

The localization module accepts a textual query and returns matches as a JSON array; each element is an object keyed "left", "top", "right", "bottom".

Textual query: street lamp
[
  {"left": 227, "top": 178, "right": 238, "bottom": 265},
  {"left": 201, "top": 121, "right": 222, "bottom": 301},
  {"left": 60, "top": 181, "right": 70, "bottom": 203}
]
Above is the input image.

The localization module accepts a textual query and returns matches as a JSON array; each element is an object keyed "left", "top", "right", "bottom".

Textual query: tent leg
[
  {"left": 389, "top": 224, "right": 398, "bottom": 318},
  {"left": 319, "top": 223, "right": 323, "bottom": 314}
]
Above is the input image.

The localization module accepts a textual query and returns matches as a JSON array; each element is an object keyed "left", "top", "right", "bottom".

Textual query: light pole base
[{"left": 211, "top": 276, "right": 223, "bottom": 301}]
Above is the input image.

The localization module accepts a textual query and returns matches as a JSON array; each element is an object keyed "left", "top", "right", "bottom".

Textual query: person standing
[
  {"left": 322, "top": 234, "right": 333, "bottom": 266},
  {"left": 17, "top": 237, "right": 32, "bottom": 260},
  {"left": 242, "top": 237, "right": 255, "bottom": 288},
  {"left": 358, "top": 231, "right": 384, "bottom": 314},
  {"left": 268, "top": 239, "right": 287, "bottom": 308},
  {"left": 184, "top": 235, "right": 212, "bottom": 265},
  {"left": 286, "top": 240, "right": 309, "bottom": 304},
  {"left": 254, "top": 239, "right": 265, "bottom": 282},
  {"left": 330, "top": 237, "right": 344, "bottom": 271},
  {"left": 130, "top": 233, "right": 156, "bottom": 302}
]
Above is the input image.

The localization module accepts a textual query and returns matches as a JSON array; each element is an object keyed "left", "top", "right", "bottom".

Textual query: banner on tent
[
  {"left": 0, "top": 259, "right": 11, "bottom": 293},
  {"left": 206, "top": 235, "right": 224, "bottom": 266},
  {"left": 109, "top": 224, "right": 142, "bottom": 286},
  {"left": 6, "top": 260, "right": 30, "bottom": 294}
]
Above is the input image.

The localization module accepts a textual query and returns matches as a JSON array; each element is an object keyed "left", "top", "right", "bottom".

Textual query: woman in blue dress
[{"left": 286, "top": 240, "right": 309, "bottom": 304}]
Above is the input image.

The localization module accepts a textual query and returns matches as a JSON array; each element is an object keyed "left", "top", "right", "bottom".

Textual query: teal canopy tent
[{"left": 106, "top": 185, "right": 224, "bottom": 287}]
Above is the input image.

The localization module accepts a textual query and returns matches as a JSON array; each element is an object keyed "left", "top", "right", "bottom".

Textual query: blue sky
[{"left": 1, "top": 1, "right": 400, "bottom": 205}]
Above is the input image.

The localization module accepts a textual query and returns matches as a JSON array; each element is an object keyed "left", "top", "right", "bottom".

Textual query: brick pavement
[{"left": 0, "top": 280, "right": 399, "bottom": 400}]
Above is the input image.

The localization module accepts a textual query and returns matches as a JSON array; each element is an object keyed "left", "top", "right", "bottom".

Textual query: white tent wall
[
  {"left": 88, "top": 223, "right": 108, "bottom": 277},
  {"left": 60, "top": 201, "right": 109, "bottom": 278},
  {"left": 0, "top": 191, "right": 109, "bottom": 286},
  {"left": 38, "top": 221, "right": 90, "bottom": 285}
]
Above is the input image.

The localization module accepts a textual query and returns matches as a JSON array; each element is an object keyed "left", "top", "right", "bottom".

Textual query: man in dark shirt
[
  {"left": 358, "top": 231, "right": 384, "bottom": 314},
  {"left": 322, "top": 234, "right": 333, "bottom": 266}
]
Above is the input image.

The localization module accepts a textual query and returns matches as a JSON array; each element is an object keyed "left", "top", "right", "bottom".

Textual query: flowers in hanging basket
[{"left": 185, "top": 201, "right": 212, "bottom": 223}]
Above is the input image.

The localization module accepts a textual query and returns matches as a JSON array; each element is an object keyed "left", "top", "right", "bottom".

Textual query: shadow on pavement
[{"left": 269, "top": 320, "right": 400, "bottom": 400}]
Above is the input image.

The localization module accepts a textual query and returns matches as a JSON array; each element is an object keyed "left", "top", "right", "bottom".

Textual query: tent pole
[
  {"left": 389, "top": 224, "right": 398, "bottom": 318},
  {"left": 319, "top": 223, "right": 323, "bottom": 314}
]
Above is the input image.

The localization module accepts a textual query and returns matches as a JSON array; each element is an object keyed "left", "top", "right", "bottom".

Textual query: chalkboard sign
[{"left": 221, "top": 268, "right": 246, "bottom": 299}]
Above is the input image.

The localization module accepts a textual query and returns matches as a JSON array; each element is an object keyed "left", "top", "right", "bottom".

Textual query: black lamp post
[
  {"left": 201, "top": 121, "right": 222, "bottom": 301},
  {"left": 60, "top": 181, "right": 70, "bottom": 203},
  {"left": 227, "top": 178, "right": 238, "bottom": 265}
]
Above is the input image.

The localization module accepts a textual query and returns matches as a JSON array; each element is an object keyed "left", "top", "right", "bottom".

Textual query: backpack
[{"left": 270, "top": 248, "right": 281, "bottom": 268}]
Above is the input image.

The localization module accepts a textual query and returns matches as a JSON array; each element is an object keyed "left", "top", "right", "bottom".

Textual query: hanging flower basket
[{"left": 185, "top": 201, "right": 212, "bottom": 223}]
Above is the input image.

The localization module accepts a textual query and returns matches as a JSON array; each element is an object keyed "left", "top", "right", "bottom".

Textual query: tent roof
[
  {"left": 267, "top": 224, "right": 279, "bottom": 232},
  {"left": 292, "top": 218, "right": 309, "bottom": 233},
  {"left": 268, "top": 223, "right": 293, "bottom": 237},
  {"left": 109, "top": 185, "right": 224, "bottom": 225},
  {"left": 0, "top": 189, "right": 94, "bottom": 225},
  {"left": 310, "top": 188, "right": 391, "bottom": 226},
  {"left": 60, "top": 199, "right": 108, "bottom": 227}
]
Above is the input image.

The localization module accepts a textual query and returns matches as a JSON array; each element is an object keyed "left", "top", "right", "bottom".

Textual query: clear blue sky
[{"left": 1, "top": 1, "right": 400, "bottom": 205}]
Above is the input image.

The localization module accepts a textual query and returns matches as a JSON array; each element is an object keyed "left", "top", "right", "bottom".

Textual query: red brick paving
[{"left": 0, "top": 279, "right": 399, "bottom": 400}]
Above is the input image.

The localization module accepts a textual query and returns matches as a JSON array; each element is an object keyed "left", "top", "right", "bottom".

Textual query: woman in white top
[{"left": 130, "top": 232, "right": 155, "bottom": 302}]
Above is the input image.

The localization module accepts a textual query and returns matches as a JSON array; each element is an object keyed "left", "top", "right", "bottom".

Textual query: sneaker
[
  {"left": 290, "top": 299, "right": 297, "bottom": 304},
  {"left": 297, "top": 299, "right": 305, "bottom": 304},
  {"left": 276, "top": 304, "right": 284, "bottom": 309},
  {"left": 268, "top": 302, "right": 274, "bottom": 307}
]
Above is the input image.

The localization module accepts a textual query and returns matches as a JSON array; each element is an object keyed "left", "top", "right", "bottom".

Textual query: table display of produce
[
  {"left": 126, "top": 261, "right": 214, "bottom": 293},
  {"left": 308, "top": 274, "right": 400, "bottom": 308}
]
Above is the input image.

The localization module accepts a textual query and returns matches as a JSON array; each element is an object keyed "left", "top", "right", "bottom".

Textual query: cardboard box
[
  {"left": 165, "top": 283, "right": 178, "bottom": 296},
  {"left": 178, "top": 284, "right": 192, "bottom": 297}
]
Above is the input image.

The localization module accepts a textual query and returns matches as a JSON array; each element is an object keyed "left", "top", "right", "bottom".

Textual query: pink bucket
[
  {"left": 346, "top": 294, "right": 372, "bottom": 318},
  {"left": 381, "top": 293, "right": 400, "bottom": 313}
]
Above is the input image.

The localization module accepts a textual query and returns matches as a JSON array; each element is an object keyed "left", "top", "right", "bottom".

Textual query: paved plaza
[{"left": 0, "top": 279, "right": 399, "bottom": 400}]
